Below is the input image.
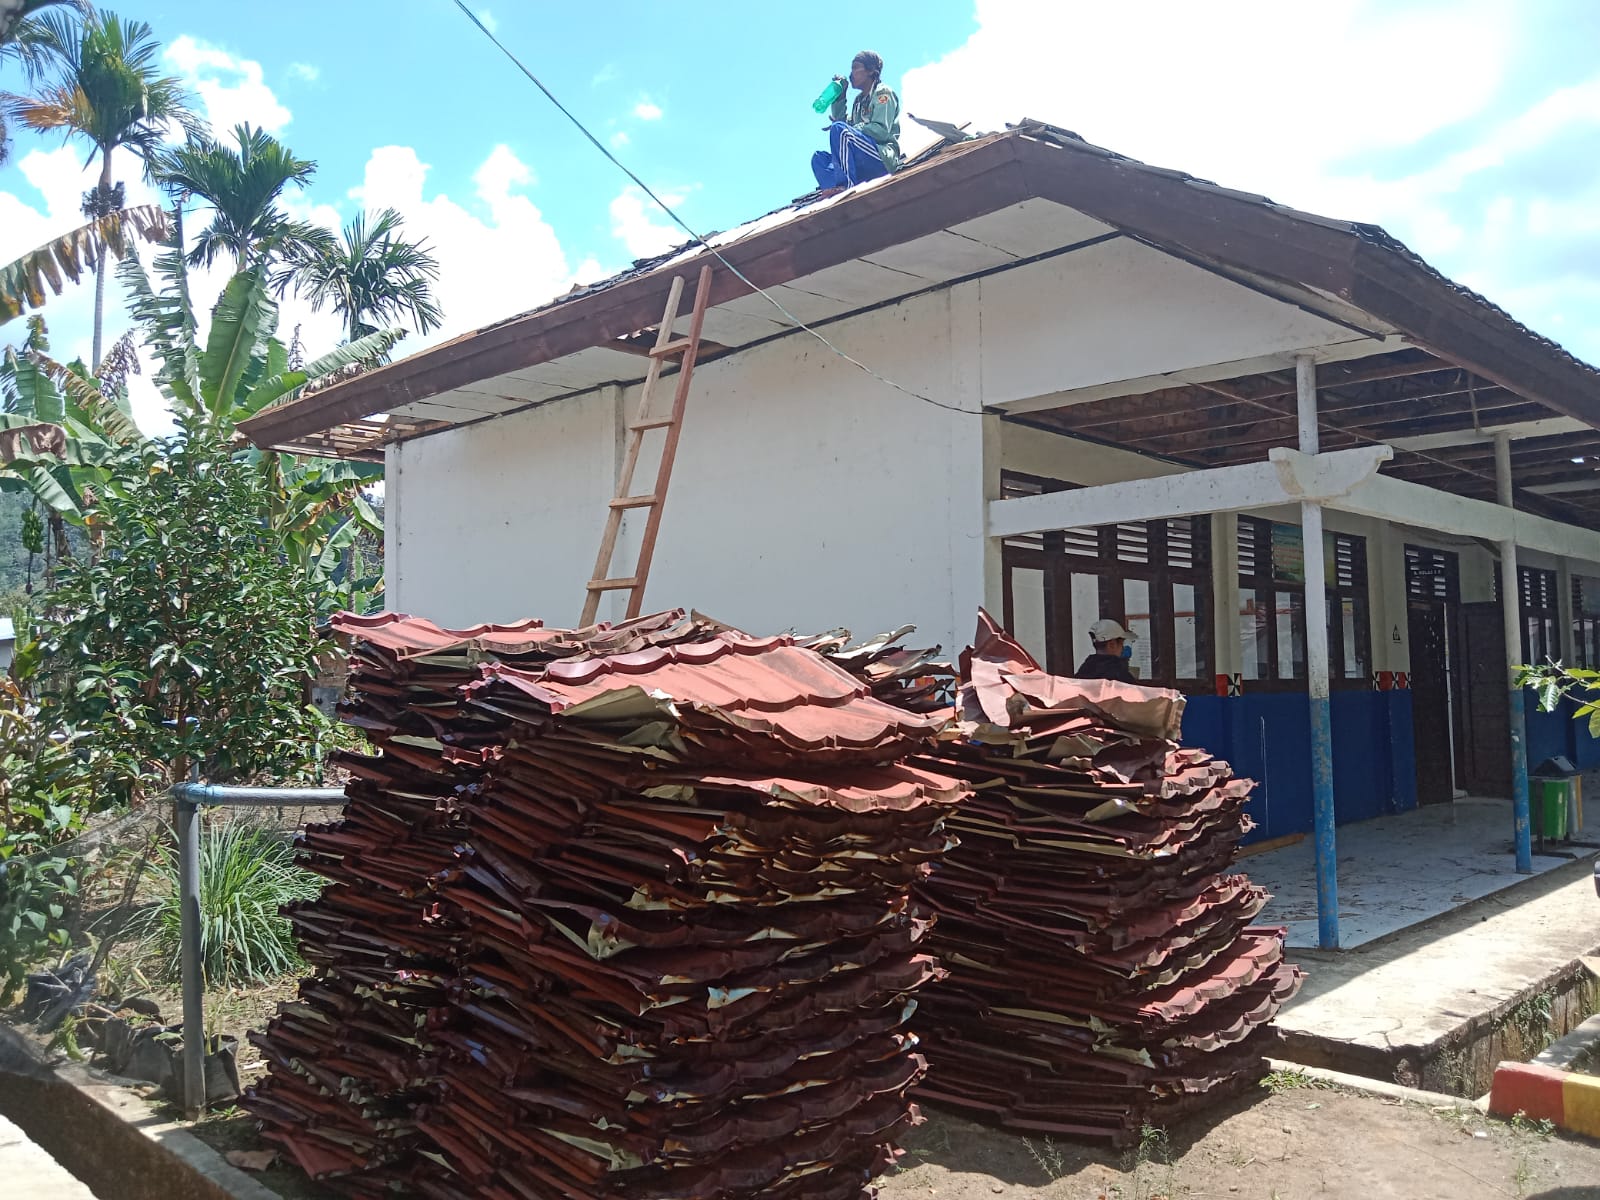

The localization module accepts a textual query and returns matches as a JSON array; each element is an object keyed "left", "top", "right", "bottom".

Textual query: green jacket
[{"left": 831, "top": 82, "right": 901, "bottom": 171}]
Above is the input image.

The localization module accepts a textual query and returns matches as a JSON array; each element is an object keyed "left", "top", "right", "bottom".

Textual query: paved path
[
  {"left": 0, "top": 1112, "right": 96, "bottom": 1199},
  {"left": 1278, "top": 855, "right": 1600, "bottom": 1062}
]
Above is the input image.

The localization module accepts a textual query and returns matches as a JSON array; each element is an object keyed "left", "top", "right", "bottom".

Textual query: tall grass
[{"left": 143, "top": 820, "right": 322, "bottom": 986}]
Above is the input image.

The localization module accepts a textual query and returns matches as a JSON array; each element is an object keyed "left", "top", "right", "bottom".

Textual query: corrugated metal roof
[{"left": 241, "top": 118, "right": 1600, "bottom": 460}]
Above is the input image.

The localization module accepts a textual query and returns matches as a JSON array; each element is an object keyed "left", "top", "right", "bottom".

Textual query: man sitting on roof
[{"left": 811, "top": 51, "right": 901, "bottom": 193}]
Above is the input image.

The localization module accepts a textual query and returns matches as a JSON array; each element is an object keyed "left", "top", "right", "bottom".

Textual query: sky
[{"left": 4, "top": 0, "right": 1600, "bottom": 435}]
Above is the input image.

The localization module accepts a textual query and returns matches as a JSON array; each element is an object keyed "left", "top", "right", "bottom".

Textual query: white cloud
[
  {"left": 898, "top": 0, "right": 1600, "bottom": 362},
  {"left": 610, "top": 130, "right": 631, "bottom": 149},
  {"left": 350, "top": 143, "right": 585, "bottom": 338},
  {"left": 287, "top": 62, "right": 320, "bottom": 84},
  {"left": 609, "top": 185, "right": 686, "bottom": 259},
  {"left": 163, "top": 36, "right": 293, "bottom": 134},
  {"left": 898, "top": 0, "right": 1510, "bottom": 204},
  {"left": 476, "top": 9, "right": 498, "bottom": 33},
  {"left": 591, "top": 64, "right": 619, "bottom": 87},
  {"left": 633, "top": 100, "right": 663, "bottom": 121}
]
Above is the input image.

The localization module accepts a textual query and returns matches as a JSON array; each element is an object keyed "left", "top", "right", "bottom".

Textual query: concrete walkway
[
  {"left": 1275, "top": 856, "right": 1600, "bottom": 1084},
  {"left": 0, "top": 1112, "right": 96, "bottom": 1199},
  {"left": 1242, "top": 796, "right": 1582, "bottom": 948}
]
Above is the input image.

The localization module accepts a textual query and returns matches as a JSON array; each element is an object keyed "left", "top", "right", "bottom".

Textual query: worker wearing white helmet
[{"left": 1076, "top": 618, "right": 1138, "bottom": 684}]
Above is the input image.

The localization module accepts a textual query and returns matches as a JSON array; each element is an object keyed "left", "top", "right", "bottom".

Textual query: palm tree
[
  {"left": 287, "top": 207, "right": 443, "bottom": 344},
  {"left": 0, "top": 8, "right": 197, "bottom": 367},
  {"left": 0, "top": 0, "right": 85, "bottom": 163},
  {"left": 154, "top": 123, "right": 333, "bottom": 274}
]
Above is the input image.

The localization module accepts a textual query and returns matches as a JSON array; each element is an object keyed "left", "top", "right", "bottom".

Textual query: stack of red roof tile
[
  {"left": 899, "top": 615, "right": 1301, "bottom": 1145},
  {"left": 246, "top": 610, "right": 965, "bottom": 1199},
  {"left": 797, "top": 626, "right": 955, "bottom": 715}
]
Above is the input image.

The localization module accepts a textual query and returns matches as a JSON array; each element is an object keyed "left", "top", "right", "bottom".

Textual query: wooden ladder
[{"left": 580, "top": 264, "right": 714, "bottom": 626}]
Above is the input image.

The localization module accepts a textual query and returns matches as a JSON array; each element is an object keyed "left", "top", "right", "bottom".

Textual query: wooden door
[
  {"left": 1457, "top": 601, "right": 1511, "bottom": 796},
  {"left": 1408, "top": 600, "right": 1454, "bottom": 805}
]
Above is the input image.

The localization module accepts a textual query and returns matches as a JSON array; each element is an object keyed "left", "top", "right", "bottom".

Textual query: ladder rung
[
  {"left": 609, "top": 494, "right": 658, "bottom": 509},
  {"left": 628, "top": 417, "right": 676, "bottom": 432},
  {"left": 586, "top": 577, "right": 639, "bottom": 591},
  {"left": 648, "top": 337, "right": 694, "bottom": 359}
]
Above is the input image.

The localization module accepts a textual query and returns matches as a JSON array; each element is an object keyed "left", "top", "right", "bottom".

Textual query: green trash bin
[{"left": 1536, "top": 779, "right": 1569, "bottom": 841}]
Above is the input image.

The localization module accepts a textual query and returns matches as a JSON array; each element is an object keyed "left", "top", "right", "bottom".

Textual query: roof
[
  {"left": 469, "top": 632, "right": 952, "bottom": 763},
  {"left": 0, "top": 618, "right": 12, "bottom": 641},
  {"left": 239, "top": 119, "right": 1600, "bottom": 476}
]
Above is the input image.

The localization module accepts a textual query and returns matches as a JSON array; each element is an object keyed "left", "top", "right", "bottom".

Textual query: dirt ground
[
  {"left": 176, "top": 1074, "right": 1600, "bottom": 1200},
  {"left": 882, "top": 1080, "right": 1600, "bottom": 1200}
]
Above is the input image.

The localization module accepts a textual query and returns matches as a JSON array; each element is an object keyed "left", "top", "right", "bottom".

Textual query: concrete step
[{"left": 0, "top": 1112, "right": 96, "bottom": 1199}]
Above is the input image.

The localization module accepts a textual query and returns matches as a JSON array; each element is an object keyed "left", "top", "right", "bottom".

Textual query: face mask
[{"left": 1121, "top": 644, "right": 1134, "bottom": 660}]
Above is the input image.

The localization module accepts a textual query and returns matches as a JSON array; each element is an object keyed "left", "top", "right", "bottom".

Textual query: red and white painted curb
[{"left": 1488, "top": 1061, "right": 1600, "bottom": 1137}]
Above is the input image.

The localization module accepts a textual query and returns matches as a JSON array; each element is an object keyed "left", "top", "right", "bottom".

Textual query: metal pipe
[
  {"left": 173, "top": 781, "right": 346, "bottom": 1119},
  {"left": 1297, "top": 354, "right": 1340, "bottom": 949},
  {"left": 170, "top": 783, "right": 347, "bottom": 807},
  {"left": 176, "top": 780, "right": 206, "bottom": 1119},
  {"left": 1495, "top": 432, "right": 1534, "bottom": 873}
]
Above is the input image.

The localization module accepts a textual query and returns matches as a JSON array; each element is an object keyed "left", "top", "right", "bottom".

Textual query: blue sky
[{"left": 5, "top": 1, "right": 1600, "bottom": 432}]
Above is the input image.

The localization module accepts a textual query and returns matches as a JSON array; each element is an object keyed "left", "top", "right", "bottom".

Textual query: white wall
[
  {"left": 973, "top": 236, "right": 1368, "bottom": 408},
  {"left": 388, "top": 231, "right": 1392, "bottom": 656},
  {"left": 390, "top": 286, "right": 987, "bottom": 653}
]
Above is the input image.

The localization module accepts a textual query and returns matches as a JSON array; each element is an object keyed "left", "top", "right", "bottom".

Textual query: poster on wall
[
  {"left": 1269, "top": 522, "right": 1340, "bottom": 585},
  {"left": 1270, "top": 522, "right": 1304, "bottom": 583}
]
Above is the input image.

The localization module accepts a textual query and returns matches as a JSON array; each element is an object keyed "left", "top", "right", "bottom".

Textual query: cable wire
[{"left": 448, "top": 0, "right": 980, "bottom": 416}]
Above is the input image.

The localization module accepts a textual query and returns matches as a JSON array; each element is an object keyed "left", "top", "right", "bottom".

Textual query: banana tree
[
  {"left": 0, "top": 317, "right": 127, "bottom": 535},
  {"left": 1, "top": 237, "right": 399, "bottom": 607},
  {"left": 0, "top": 203, "right": 169, "bottom": 325}
]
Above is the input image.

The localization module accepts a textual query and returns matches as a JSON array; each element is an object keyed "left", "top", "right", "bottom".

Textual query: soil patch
[{"left": 881, "top": 1084, "right": 1600, "bottom": 1199}]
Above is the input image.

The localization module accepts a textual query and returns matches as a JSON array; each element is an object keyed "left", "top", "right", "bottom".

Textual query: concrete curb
[
  {"left": 1489, "top": 1060, "right": 1600, "bottom": 1138},
  {"left": 1265, "top": 1057, "right": 1488, "bottom": 1113},
  {"left": 0, "top": 1021, "right": 279, "bottom": 1200},
  {"left": 1531, "top": 999, "right": 1600, "bottom": 1073}
]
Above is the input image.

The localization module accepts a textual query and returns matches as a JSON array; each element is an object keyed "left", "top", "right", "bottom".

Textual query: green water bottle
[{"left": 812, "top": 78, "right": 845, "bottom": 114}]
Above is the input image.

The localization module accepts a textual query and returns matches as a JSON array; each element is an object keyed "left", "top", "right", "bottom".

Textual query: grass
[
  {"left": 1260, "top": 1067, "right": 1338, "bottom": 1094},
  {"left": 137, "top": 818, "right": 321, "bottom": 987}
]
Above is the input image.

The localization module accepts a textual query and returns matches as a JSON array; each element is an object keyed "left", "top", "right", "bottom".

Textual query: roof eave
[{"left": 238, "top": 134, "right": 1031, "bottom": 449}]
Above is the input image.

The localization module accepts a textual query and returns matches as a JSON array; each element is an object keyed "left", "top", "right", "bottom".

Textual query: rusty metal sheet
[
  {"left": 817, "top": 617, "right": 1301, "bottom": 1147},
  {"left": 247, "top": 611, "right": 963, "bottom": 1198}
]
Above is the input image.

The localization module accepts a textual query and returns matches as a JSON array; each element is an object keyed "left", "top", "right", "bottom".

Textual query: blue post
[
  {"left": 1493, "top": 433, "right": 1533, "bottom": 875},
  {"left": 1310, "top": 694, "right": 1339, "bottom": 948},
  {"left": 1295, "top": 355, "right": 1340, "bottom": 950},
  {"left": 1510, "top": 687, "right": 1532, "bottom": 873}
]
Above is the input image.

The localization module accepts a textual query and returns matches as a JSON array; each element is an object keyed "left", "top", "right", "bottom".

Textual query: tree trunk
[{"left": 90, "top": 150, "right": 114, "bottom": 371}]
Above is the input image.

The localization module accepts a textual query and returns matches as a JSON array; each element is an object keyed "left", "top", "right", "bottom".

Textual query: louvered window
[
  {"left": 1405, "top": 546, "right": 1459, "bottom": 604},
  {"left": 999, "top": 472, "right": 1214, "bottom": 690},
  {"left": 1575, "top": 577, "right": 1600, "bottom": 669},
  {"left": 1238, "top": 517, "right": 1370, "bottom": 687},
  {"left": 1521, "top": 566, "right": 1558, "bottom": 664}
]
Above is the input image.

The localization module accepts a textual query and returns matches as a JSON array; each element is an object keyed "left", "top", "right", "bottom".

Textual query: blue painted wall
[
  {"left": 1182, "top": 691, "right": 1418, "bottom": 843},
  {"left": 1526, "top": 694, "right": 1600, "bottom": 771}
]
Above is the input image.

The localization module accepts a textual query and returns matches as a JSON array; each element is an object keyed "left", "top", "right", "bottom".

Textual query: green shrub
[
  {"left": 142, "top": 819, "right": 321, "bottom": 986},
  {"left": 0, "top": 677, "right": 89, "bottom": 997}
]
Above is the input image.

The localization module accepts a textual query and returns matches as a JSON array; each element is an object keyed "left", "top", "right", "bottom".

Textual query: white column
[
  {"left": 1212, "top": 512, "right": 1241, "bottom": 684},
  {"left": 1557, "top": 557, "right": 1576, "bottom": 663},
  {"left": 1297, "top": 354, "right": 1340, "bottom": 949},
  {"left": 1495, "top": 431, "right": 1533, "bottom": 872}
]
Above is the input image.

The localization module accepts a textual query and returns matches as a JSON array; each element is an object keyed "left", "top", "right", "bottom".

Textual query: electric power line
[{"left": 448, "top": 1, "right": 980, "bottom": 417}]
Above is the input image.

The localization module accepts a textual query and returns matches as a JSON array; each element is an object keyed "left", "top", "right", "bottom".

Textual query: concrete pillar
[
  {"left": 1298, "top": 354, "right": 1340, "bottom": 950},
  {"left": 1212, "top": 512, "right": 1242, "bottom": 681},
  {"left": 1373, "top": 521, "right": 1409, "bottom": 675},
  {"left": 1495, "top": 431, "right": 1533, "bottom": 874},
  {"left": 1557, "top": 557, "right": 1576, "bottom": 663}
]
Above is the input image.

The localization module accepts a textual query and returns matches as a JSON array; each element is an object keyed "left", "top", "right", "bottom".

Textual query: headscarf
[
  {"left": 853, "top": 50, "right": 884, "bottom": 82},
  {"left": 850, "top": 51, "right": 885, "bottom": 123}
]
